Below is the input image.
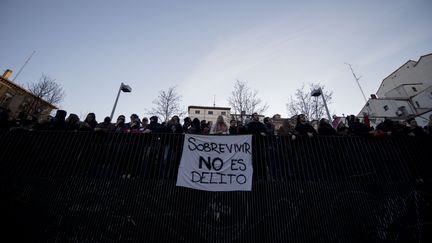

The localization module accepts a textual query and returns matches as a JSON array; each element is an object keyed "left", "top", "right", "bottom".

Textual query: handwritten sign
[{"left": 176, "top": 134, "right": 253, "bottom": 191}]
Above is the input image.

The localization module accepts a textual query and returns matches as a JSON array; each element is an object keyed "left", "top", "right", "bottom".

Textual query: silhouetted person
[
  {"left": 65, "top": 113, "right": 81, "bottom": 131},
  {"left": 50, "top": 110, "right": 67, "bottom": 130},
  {"left": 79, "top": 113, "right": 97, "bottom": 131},
  {"left": 0, "top": 109, "right": 12, "bottom": 130},
  {"left": 187, "top": 118, "right": 202, "bottom": 134},
  {"left": 147, "top": 116, "right": 163, "bottom": 133},
  {"left": 115, "top": 115, "right": 128, "bottom": 133},
  {"left": 295, "top": 114, "right": 317, "bottom": 137},
  {"left": 183, "top": 117, "right": 192, "bottom": 133},
  {"left": 228, "top": 119, "right": 238, "bottom": 135},
  {"left": 263, "top": 117, "right": 275, "bottom": 135},
  {"left": 348, "top": 117, "right": 371, "bottom": 136},
  {"left": 408, "top": 119, "right": 426, "bottom": 137},
  {"left": 247, "top": 113, "right": 266, "bottom": 136},
  {"left": 201, "top": 120, "right": 210, "bottom": 135},
  {"left": 128, "top": 113, "right": 141, "bottom": 133},
  {"left": 95, "top": 116, "right": 115, "bottom": 132},
  {"left": 318, "top": 118, "right": 337, "bottom": 136}
]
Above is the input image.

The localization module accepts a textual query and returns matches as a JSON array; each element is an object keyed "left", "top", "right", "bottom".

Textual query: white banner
[{"left": 176, "top": 134, "right": 253, "bottom": 191}]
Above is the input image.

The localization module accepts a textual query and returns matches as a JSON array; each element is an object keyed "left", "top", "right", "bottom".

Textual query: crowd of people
[{"left": 0, "top": 108, "right": 431, "bottom": 138}]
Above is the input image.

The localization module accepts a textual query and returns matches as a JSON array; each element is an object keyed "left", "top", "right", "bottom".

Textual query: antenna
[
  {"left": 13, "top": 50, "right": 36, "bottom": 83},
  {"left": 345, "top": 63, "right": 368, "bottom": 103},
  {"left": 213, "top": 95, "right": 216, "bottom": 107}
]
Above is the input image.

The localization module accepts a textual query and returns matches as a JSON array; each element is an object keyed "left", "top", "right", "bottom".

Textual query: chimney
[
  {"left": 370, "top": 94, "right": 377, "bottom": 99},
  {"left": 2, "top": 69, "right": 13, "bottom": 79}
]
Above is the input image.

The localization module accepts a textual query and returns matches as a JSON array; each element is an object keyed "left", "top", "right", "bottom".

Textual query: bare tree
[
  {"left": 28, "top": 74, "right": 65, "bottom": 105},
  {"left": 228, "top": 80, "right": 269, "bottom": 115},
  {"left": 286, "top": 83, "right": 333, "bottom": 120},
  {"left": 151, "top": 86, "right": 185, "bottom": 122}
]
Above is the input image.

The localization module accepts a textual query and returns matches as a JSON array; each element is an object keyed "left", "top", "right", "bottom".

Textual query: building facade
[
  {"left": 358, "top": 53, "right": 432, "bottom": 126},
  {"left": 0, "top": 69, "right": 57, "bottom": 120},
  {"left": 188, "top": 105, "right": 231, "bottom": 125}
]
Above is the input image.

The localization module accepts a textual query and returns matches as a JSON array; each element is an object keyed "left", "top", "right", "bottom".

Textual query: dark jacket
[
  {"left": 348, "top": 121, "right": 371, "bottom": 136},
  {"left": 295, "top": 123, "right": 317, "bottom": 136},
  {"left": 247, "top": 121, "right": 266, "bottom": 135},
  {"left": 318, "top": 123, "right": 337, "bottom": 136}
]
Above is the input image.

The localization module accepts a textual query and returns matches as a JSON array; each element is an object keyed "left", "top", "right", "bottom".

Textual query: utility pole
[
  {"left": 13, "top": 50, "right": 36, "bottom": 83},
  {"left": 345, "top": 63, "right": 368, "bottom": 103}
]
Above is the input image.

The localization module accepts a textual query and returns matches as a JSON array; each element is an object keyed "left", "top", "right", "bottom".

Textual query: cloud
[{"left": 178, "top": 17, "right": 313, "bottom": 106}]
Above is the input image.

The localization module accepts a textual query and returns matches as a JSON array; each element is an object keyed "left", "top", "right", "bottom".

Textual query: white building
[
  {"left": 188, "top": 105, "right": 231, "bottom": 125},
  {"left": 359, "top": 53, "right": 432, "bottom": 126}
]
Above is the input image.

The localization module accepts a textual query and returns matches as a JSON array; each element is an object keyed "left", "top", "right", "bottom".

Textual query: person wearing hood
[
  {"left": 146, "top": 116, "right": 162, "bottom": 133},
  {"left": 50, "top": 109, "right": 67, "bottom": 130}
]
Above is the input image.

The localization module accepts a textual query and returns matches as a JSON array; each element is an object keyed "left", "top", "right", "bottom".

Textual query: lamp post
[
  {"left": 110, "top": 82, "right": 132, "bottom": 120},
  {"left": 311, "top": 87, "right": 332, "bottom": 122}
]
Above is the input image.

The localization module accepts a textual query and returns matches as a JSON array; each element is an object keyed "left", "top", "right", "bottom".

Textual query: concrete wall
[
  {"left": 377, "top": 55, "right": 432, "bottom": 97},
  {"left": 359, "top": 99, "right": 415, "bottom": 119}
]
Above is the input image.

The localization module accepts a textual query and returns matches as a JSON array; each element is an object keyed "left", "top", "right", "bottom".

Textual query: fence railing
[
  {"left": 0, "top": 131, "right": 429, "bottom": 182},
  {"left": 0, "top": 131, "right": 431, "bottom": 242}
]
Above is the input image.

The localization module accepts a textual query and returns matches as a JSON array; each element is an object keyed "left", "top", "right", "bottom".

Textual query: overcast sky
[{"left": 1, "top": 0, "right": 431, "bottom": 120}]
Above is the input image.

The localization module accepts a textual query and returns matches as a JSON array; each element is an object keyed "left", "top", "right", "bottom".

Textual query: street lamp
[
  {"left": 311, "top": 87, "right": 332, "bottom": 122},
  {"left": 110, "top": 82, "right": 132, "bottom": 120}
]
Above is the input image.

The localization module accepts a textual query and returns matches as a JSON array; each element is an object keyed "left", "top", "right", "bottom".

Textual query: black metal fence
[{"left": 0, "top": 131, "right": 431, "bottom": 242}]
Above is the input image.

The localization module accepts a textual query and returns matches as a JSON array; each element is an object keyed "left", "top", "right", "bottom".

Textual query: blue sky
[{"left": 1, "top": 0, "right": 431, "bottom": 121}]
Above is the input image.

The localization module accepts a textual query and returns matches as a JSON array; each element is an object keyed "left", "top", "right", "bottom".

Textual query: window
[
  {"left": 0, "top": 92, "right": 13, "bottom": 107},
  {"left": 208, "top": 111, "right": 213, "bottom": 115},
  {"left": 194, "top": 110, "right": 200, "bottom": 114},
  {"left": 383, "top": 105, "right": 389, "bottom": 111},
  {"left": 221, "top": 111, "right": 226, "bottom": 115},
  {"left": 412, "top": 87, "right": 417, "bottom": 92}
]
